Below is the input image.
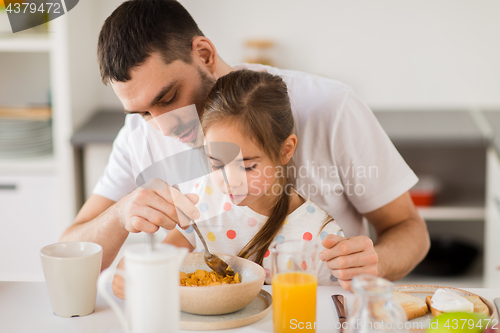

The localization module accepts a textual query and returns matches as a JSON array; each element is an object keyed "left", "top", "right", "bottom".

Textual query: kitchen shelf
[
  {"left": 71, "top": 110, "right": 126, "bottom": 146},
  {"left": 373, "top": 110, "right": 488, "bottom": 146},
  {"left": 418, "top": 206, "right": 484, "bottom": 221},
  {"left": 0, "top": 34, "right": 51, "bottom": 52},
  {"left": 375, "top": 109, "right": 487, "bottom": 223},
  {"left": 417, "top": 188, "right": 485, "bottom": 221}
]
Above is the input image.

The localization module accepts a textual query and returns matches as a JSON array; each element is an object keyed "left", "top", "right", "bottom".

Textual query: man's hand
[
  {"left": 115, "top": 178, "right": 200, "bottom": 234},
  {"left": 319, "top": 235, "right": 378, "bottom": 291}
]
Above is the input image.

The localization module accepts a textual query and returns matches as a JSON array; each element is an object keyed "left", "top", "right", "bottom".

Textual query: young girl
[{"left": 165, "top": 69, "right": 344, "bottom": 285}]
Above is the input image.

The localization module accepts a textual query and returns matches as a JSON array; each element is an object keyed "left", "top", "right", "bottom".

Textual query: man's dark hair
[{"left": 98, "top": 0, "right": 204, "bottom": 84}]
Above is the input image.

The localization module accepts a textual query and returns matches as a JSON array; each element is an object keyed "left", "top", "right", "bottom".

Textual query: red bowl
[{"left": 410, "top": 190, "right": 436, "bottom": 207}]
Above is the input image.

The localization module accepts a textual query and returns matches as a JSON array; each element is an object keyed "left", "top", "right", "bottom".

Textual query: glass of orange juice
[{"left": 271, "top": 239, "right": 320, "bottom": 333}]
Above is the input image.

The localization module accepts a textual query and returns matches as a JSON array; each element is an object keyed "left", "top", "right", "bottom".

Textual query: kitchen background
[{"left": 1, "top": 1, "right": 499, "bottom": 288}]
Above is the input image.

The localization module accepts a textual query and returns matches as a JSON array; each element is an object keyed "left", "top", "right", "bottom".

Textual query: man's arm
[
  {"left": 59, "top": 179, "right": 200, "bottom": 271},
  {"left": 59, "top": 194, "right": 128, "bottom": 271},
  {"left": 320, "top": 192, "right": 430, "bottom": 290},
  {"left": 366, "top": 191, "right": 430, "bottom": 281}
]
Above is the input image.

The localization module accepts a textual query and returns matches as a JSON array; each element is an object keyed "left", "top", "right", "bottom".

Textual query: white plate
[
  {"left": 0, "top": 132, "right": 52, "bottom": 141},
  {"left": 0, "top": 147, "right": 52, "bottom": 157},
  {"left": 394, "top": 284, "right": 497, "bottom": 331},
  {"left": 0, "top": 137, "right": 52, "bottom": 146},
  {"left": 180, "top": 289, "right": 272, "bottom": 331},
  {"left": 0, "top": 127, "right": 51, "bottom": 137},
  {"left": 0, "top": 134, "right": 52, "bottom": 143},
  {"left": 0, "top": 122, "right": 51, "bottom": 130}
]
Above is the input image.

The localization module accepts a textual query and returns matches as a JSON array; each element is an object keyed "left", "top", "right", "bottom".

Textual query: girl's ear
[
  {"left": 192, "top": 36, "right": 218, "bottom": 75},
  {"left": 281, "top": 134, "right": 298, "bottom": 164}
]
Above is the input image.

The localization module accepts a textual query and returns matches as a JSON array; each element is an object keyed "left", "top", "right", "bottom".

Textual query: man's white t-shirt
[{"left": 93, "top": 64, "right": 418, "bottom": 238}]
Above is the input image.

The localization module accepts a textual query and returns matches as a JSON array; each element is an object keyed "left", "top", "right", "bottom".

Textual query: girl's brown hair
[{"left": 201, "top": 69, "right": 295, "bottom": 266}]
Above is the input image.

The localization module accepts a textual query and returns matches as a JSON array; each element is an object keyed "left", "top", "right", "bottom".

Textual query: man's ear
[
  {"left": 192, "top": 36, "right": 218, "bottom": 75},
  {"left": 281, "top": 134, "right": 298, "bottom": 165}
]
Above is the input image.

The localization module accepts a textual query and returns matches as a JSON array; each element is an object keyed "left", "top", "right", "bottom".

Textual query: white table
[{"left": 1, "top": 282, "right": 499, "bottom": 333}]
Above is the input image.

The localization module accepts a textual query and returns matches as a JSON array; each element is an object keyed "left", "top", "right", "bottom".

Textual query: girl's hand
[
  {"left": 319, "top": 235, "right": 378, "bottom": 290},
  {"left": 112, "top": 258, "right": 125, "bottom": 300}
]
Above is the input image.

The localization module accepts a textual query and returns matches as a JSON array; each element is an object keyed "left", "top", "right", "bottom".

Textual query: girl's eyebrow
[
  {"left": 208, "top": 156, "right": 260, "bottom": 162},
  {"left": 241, "top": 156, "right": 260, "bottom": 161}
]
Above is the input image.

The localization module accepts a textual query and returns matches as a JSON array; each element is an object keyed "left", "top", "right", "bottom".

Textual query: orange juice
[{"left": 272, "top": 272, "right": 317, "bottom": 333}]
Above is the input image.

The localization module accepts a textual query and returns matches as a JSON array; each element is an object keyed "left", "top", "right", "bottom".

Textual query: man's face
[{"left": 111, "top": 52, "right": 215, "bottom": 146}]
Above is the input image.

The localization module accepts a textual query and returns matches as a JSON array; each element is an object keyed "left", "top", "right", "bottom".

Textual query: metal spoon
[
  {"left": 190, "top": 219, "right": 234, "bottom": 277},
  {"left": 171, "top": 185, "right": 234, "bottom": 277}
]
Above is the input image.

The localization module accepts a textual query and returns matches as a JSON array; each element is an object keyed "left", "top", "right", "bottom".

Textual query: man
[{"left": 60, "top": 0, "right": 430, "bottom": 291}]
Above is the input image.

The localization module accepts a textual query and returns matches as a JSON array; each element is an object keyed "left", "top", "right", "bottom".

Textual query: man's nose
[{"left": 151, "top": 110, "right": 179, "bottom": 136}]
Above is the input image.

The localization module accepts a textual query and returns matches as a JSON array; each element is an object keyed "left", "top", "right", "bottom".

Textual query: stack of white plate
[{"left": 0, "top": 118, "right": 53, "bottom": 158}]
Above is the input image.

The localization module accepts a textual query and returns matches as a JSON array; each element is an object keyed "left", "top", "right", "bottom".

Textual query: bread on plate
[
  {"left": 425, "top": 288, "right": 490, "bottom": 317},
  {"left": 392, "top": 291, "right": 429, "bottom": 320}
]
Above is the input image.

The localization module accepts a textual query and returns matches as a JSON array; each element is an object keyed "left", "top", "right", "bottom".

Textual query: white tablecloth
[{"left": 0, "top": 281, "right": 498, "bottom": 333}]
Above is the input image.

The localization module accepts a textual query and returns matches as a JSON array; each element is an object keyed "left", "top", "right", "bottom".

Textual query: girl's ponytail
[{"left": 238, "top": 175, "right": 290, "bottom": 265}]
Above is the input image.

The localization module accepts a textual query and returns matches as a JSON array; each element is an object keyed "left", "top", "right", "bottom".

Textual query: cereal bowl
[{"left": 180, "top": 252, "right": 266, "bottom": 315}]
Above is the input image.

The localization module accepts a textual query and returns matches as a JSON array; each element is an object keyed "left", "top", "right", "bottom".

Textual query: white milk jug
[{"left": 99, "top": 243, "right": 188, "bottom": 333}]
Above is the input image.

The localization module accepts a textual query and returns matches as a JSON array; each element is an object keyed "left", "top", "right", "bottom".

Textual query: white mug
[
  {"left": 40, "top": 241, "right": 103, "bottom": 317},
  {"left": 99, "top": 243, "right": 188, "bottom": 333}
]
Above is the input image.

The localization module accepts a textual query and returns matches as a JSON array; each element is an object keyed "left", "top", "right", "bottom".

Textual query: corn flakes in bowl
[{"left": 180, "top": 252, "right": 266, "bottom": 315}]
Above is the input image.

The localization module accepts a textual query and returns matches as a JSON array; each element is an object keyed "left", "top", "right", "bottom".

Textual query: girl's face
[{"left": 205, "top": 121, "right": 279, "bottom": 214}]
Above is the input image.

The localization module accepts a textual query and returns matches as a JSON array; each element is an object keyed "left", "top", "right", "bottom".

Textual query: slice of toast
[
  {"left": 426, "top": 296, "right": 442, "bottom": 317},
  {"left": 426, "top": 295, "right": 490, "bottom": 316},
  {"left": 464, "top": 296, "right": 490, "bottom": 316},
  {"left": 393, "top": 291, "right": 429, "bottom": 320}
]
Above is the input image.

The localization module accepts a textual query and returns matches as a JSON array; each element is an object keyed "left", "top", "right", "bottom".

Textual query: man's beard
[
  {"left": 176, "top": 67, "right": 215, "bottom": 147},
  {"left": 194, "top": 66, "right": 216, "bottom": 119}
]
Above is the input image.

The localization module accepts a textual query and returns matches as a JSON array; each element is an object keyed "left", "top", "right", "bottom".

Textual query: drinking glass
[
  {"left": 271, "top": 239, "right": 320, "bottom": 333},
  {"left": 347, "top": 274, "right": 408, "bottom": 333}
]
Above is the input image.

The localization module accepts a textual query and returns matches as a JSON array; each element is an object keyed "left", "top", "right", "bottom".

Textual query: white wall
[
  {"left": 94, "top": 0, "right": 130, "bottom": 110},
  {"left": 62, "top": 0, "right": 128, "bottom": 115},
  {"left": 179, "top": 0, "right": 500, "bottom": 110},
  {"left": 91, "top": 0, "right": 500, "bottom": 110}
]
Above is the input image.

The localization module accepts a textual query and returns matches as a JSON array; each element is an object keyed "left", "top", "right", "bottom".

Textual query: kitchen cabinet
[
  {"left": 375, "top": 110, "right": 487, "bottom": 222},
  {"left": 374, "top": 110, "right": 489, "bottom": 287},
  {"left": 484, "top": 148, "right": 500, "bottom": 288},
  {"left": 481, "top": 112, "right": 500, "bottom": 288},
  {"left": 0, "top": 0, "right": 100, "bottom": 281},
  {"left": 0, "top": 175, "right": 59, "bottom": 281}
]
